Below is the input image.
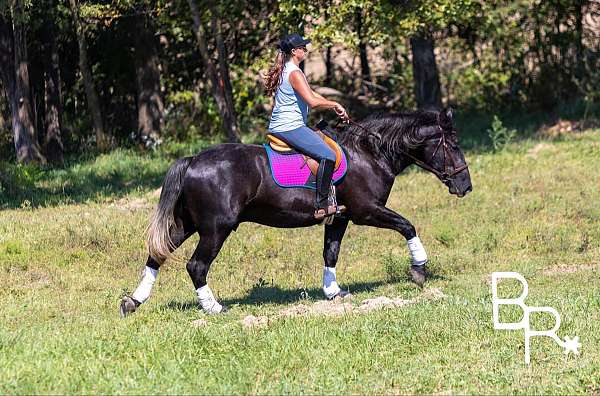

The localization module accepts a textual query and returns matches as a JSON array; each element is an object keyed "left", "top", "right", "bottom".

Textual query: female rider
[{"left": 264, "top": 33, "right": 350, "bottom": 220}]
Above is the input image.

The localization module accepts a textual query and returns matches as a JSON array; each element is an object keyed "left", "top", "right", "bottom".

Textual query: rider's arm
[
  {"left": 289, "top": 70, "right": 350, "bottom": 122},
  {"left": 313, "top": 91, "right": 327, "bottom": 100},
  {"left": 289, "top": 70, "right": 337, "bottom": 110}
]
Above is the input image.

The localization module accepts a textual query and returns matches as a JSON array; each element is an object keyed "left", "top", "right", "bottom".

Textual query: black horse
[{"left": 120, "top": 108, "right": 472, "bottom": 316}]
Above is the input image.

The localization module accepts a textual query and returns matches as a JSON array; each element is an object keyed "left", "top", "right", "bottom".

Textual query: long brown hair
[{"left": 264, "top": 50, "right": 290, "bottom": 96}]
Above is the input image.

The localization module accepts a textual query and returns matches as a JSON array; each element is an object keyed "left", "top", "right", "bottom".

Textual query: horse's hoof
[
  {"left": 328, "top": 290, "right": 353, "bottom": 301},
  {"left": 409, "top": 265, "right": 427, "bottom": 288},
  {"left": 119, "top": 295, "right": 140, "bottom": 318},
  {"left": 203, "top": 305, "right": 228, "bottom": 315}
]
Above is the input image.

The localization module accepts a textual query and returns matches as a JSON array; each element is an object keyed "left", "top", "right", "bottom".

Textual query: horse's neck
[{"left": 346, "top": 142, "right": 397, "bottom": 184}]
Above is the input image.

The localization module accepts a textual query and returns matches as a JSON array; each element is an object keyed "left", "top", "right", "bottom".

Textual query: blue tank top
[{"left": 268, "top": 61, "right": 309, "bottom": 133}]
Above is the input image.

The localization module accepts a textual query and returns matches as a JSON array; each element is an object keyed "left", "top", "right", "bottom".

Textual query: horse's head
[{"left": 416, "top": 108, "right": 472, "bottom": 197}]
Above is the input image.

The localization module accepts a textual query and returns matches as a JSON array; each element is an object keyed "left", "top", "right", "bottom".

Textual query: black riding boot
[{"left": 314, "top": 158, "right": 335, "bottom": 218}]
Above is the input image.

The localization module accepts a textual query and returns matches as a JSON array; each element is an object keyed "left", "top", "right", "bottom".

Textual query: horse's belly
[{"left": 239, "top": 202, "right": 321, "bottom": 228}]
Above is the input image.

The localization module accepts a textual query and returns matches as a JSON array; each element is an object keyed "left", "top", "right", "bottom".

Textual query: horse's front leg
[
  {"left": 354, "top": 205, "right": 428, "bottom": 286},
  {"left": 322, "top": 218, "right": 351, "bottom": 299}
]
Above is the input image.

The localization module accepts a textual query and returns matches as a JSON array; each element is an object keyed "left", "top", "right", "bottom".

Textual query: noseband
[{"left": 346, "top": 119, "right": 469, "bottom": 183}]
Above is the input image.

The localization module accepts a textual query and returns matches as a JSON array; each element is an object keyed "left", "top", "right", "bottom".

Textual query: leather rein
[{"left": 340, "top": 118, "right": 469, "bottom": 183}]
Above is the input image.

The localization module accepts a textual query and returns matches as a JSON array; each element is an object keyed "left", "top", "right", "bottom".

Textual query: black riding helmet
[{"left": 278, "top": 33, "right": 311, "bottom": 53}]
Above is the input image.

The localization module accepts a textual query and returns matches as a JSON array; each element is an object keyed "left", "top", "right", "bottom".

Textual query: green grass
[{"left": 1, "top": 130, "right": 600, "bottom": 393}]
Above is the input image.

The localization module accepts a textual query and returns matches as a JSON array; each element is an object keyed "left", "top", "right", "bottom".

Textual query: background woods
[{"left": 0, "top": 0, "right": 599, "bottom": 164}]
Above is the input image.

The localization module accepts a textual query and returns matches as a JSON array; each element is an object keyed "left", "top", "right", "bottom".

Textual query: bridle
[{"left": 342, "top": 118, "right": 469, "bottom": 183}]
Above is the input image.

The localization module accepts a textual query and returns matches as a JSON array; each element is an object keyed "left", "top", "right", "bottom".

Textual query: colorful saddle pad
[{"left": 263, "top": 144, "right": 348, "bottom": 189}]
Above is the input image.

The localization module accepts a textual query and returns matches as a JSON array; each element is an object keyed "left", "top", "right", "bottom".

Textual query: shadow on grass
[
  {"left": 0, "top": 139, "right": 219, "bottom": 210},
  {"left": 163, "top": 279, "right": 417, "bottom": 311},
  {"left": 0, "top": 156, "right": 167, "bottom": 209}
]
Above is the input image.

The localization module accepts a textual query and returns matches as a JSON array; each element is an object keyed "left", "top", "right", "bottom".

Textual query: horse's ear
[{"left": 439, "top": 107, "right": 454, "bottom": 128}]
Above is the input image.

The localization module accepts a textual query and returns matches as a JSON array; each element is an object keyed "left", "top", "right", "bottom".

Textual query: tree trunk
[
  {"left": 574, "top": 0, "right": 585, "bottom": 80},
  {"left": 69, "top": 0, "right": 109, "bottom": 150},
  {"left": 355, "top": 9, "right": 371, "bottom": 88},
  {"left": 324, "top": 46, "right": 333, "bottom": 86},
  {"left": 0, "top": 5, "right": 46, "bottom": 164},
  {"left": 188, "top": 0, "right": 240, "bottom": 143},
  {"left": 211, "top": 4, "right": 240, "bottom": 143},
  {"left": 42, "top": 1, "right": 64, "bottom": 164},
  {"left": 134, "top": 11, "right": 163, "bottom": 148},
  {"left": 410, "top": 34, "right": 442, "bottom": 110},
  {"left": 0, "top": 92, "right": 5, "bottom": 132}
]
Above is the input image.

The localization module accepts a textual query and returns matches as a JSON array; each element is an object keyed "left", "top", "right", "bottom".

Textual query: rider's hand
[{"left": 333, "top": 103, "right": 350, "bottom": 124}]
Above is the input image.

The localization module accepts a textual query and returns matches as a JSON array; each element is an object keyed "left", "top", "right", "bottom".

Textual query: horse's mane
[{"left": 333, "top": 110, "right": 441, "bottom": 158}]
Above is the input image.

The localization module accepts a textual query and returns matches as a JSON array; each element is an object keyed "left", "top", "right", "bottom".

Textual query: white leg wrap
[
  {"left": 132, "top": 266, "right": 159, "bottom": 303},
  {"left": 196, "top": 285, "right": 223, "bottom": 314},
  {"left": 407, "top": 236, "right": 428, "bottom": 266},
  {"left": 323, "top": 266, "right": 341, "bottom": 299}
]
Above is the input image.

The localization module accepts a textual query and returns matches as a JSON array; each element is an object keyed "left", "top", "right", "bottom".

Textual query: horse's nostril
[{"left": 464, "top": 185, "right": 473, "bottom": 195}]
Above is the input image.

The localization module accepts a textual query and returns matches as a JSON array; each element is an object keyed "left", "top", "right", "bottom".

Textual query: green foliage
[
  {"left": 381, "top": 253, "right": 408, "bottom": 282},
  {"left": 487, "top": 115, "right": 516, "bottom": 151},
  {"left": 1, "top": 0, "right": 599, "bottom": 160}
]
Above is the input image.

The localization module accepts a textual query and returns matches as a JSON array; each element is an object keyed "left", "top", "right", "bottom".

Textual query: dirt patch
[
  {"left": 526, "top": 143, "right": 556, "bottom": 159},
  {"left": 542, "top": 264, "right": 597, "bottom": 276},
  {"left": 112, "top": 197, "right": 153, "bottom": 212},
  {"left": 421, "top": 287, "right": 447, "bottom": 300},
  {"left": 537, "top": 119, "right": 583, "bottom": 139},
  {"left": 241, "top": 287, "right": 446, "bottom": 328},
  {"left": 278, "top": 300, "right": 355, "bottom": 318},
  {"left": 358, "top": 296, "right": 411, "bottom": 312},
  {"left": 242, "top": 315, "right": 270, "bottom": 328},
  {"left": 191, "top": 318, "right": 208, "bottom": 328},
  {"left": 191, "top": 289, "right": 447, "bottom": 329}
]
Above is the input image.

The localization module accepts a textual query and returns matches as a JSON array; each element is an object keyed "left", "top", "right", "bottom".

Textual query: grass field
[{"left": 1, "top": 128, "right": 599, "bottom": 393}]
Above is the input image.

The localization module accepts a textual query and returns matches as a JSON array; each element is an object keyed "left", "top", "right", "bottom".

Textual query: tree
[
  {"left": 355, "top": 8, "right": 372, "bottom": 90},
  {"left": 68, "top": 0, "right": 110, "bottom": 151},
  {"left": 410, "top": 33, "right": 442, "bottom": 109},
  {"left": 41, "top": 0, "right": 63, "bottom": 163},
  {"left": 188, "top": 0, "right": 240, "bottom": 143},
  {"left": 0, "top": 1, "right": 46, "bottom": 164},
  {"left": 134, "top": 5, "right": 163, "bottom": 148}
]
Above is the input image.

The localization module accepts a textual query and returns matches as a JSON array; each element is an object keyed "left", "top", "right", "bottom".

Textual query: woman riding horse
[
  {"left": 119, "top": 35, "right": 472, "bottom": 317},
  {"left": 264, "top": 33, "right": 350, "bottom": 220}
]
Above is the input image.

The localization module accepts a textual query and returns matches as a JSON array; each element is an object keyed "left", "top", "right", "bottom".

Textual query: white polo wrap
[
  {"left": 323, "top": 266, "right": 341, "bottom": 299},
  {"left": 407, "top": 236, "right": 428, "bottom": 266},
  {"left": 132, "top": 266, "right": 159, "bottom": 303},
  {"left": 196, "top": 285, "right": 224, "bottom": 314}
]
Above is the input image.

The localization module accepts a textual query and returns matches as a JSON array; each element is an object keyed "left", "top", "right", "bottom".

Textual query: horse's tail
[{"left": 146, "top": 157, "right": 193, "bottom": 263}]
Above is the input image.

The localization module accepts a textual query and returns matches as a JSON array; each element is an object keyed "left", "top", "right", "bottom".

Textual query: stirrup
[
  {"left": 314, "top": 205, "right": 338, "bottom": 220},
  {"left": 314, "top": 185, "right": 346, "bottom": 223},
  {"left": 314, "top": 204, "right": 347, "bottom": 222}
]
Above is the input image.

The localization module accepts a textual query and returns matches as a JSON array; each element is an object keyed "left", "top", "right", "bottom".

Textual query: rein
[{"left": 341, "top": 118, "right": 468, "bottom": 183}]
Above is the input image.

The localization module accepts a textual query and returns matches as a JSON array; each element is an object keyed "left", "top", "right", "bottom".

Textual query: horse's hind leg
[
  {"left": 120, "top": 219, "right": 196, "bottom": 317},
  {"left": 186, "top": 227, "right": 232, "bottom": 314}
]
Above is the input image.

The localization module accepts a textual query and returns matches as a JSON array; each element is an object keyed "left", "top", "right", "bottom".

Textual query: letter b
[{"left": 491, "top": 272, "right": 529, "bottom": 330}]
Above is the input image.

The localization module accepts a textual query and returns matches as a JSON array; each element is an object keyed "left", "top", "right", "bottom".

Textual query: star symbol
[{"left": 563, "top": 336, "right": 581, "bottom": 355}]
